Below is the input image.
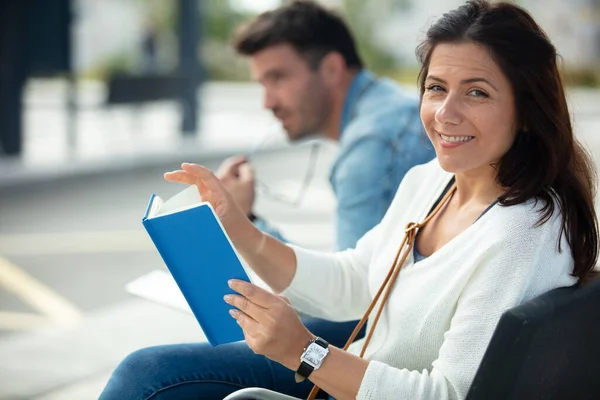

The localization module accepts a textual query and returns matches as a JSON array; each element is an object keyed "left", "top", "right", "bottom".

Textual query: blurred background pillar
[
  {"left": 178, "top": 0, "right": 203, "bottom": 136},
  {"left": 0, "top": 2, "right": 28, "bottom": 156},
  {"left": 0, "top": 0, "right": 73, "bottom": 157}
]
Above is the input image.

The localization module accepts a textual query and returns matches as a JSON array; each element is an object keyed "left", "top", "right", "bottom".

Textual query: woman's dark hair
[
  {"left": 416, "top": 0, "right": 598, "bottom": 282},
  {"left": 233, "top": 0, "right": 363, "bottom": 70}
]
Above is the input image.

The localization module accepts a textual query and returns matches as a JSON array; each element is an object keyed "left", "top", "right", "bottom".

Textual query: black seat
[{"left": 466, "top": 276, "right": 600, "bottom": 400}]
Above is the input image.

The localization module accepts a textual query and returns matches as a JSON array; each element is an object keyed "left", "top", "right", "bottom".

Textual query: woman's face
[{"left": 420, "top": 42, "right": 518, "bottom": 176}]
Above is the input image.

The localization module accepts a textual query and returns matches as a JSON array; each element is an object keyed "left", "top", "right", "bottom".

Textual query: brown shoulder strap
[{"left": 307, "top": 183, "right": 457, "bottom": 400}]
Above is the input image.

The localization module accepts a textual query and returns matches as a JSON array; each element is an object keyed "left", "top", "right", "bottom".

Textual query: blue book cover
[{"left": 142, "top": 185, "right": 250, "bottom": 346}]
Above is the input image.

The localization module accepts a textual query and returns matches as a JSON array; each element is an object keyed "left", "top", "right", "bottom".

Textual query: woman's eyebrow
[{"left": 427, "top": 75, "right": 498, "bottom": 92}]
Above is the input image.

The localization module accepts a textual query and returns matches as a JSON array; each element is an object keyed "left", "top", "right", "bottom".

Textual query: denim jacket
[{"left": 256, "top": 70, "right": 435, "bottom": 251}]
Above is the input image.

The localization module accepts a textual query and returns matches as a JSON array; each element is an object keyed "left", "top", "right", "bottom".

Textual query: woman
[{"left": 100, "top": 1, "right": 598, "bottom": 399}]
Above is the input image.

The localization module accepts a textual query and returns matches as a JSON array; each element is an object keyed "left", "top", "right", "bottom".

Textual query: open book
[{"left": 141, "top": 185, "right": 250, "bottom": 346}]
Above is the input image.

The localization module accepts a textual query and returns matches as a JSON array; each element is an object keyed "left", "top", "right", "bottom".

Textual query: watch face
[{"left": 303, "top": 343, "right": 328, "bottom": 366}]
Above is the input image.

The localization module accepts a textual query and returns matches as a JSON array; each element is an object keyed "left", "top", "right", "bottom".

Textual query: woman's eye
[
  {"left": 468, "top": 89, "right": 489, "bottom": 98},
  {"left": 425, "top": 84, "right": 444, "bottom": 92}
]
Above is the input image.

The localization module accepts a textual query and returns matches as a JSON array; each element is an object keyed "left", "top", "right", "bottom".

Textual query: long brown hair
[{"left": 416, "top": 0, "right": 598, "bottom": 282}]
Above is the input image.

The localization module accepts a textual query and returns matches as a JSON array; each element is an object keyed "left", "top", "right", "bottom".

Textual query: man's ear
[{"left": 319, "top": 52, "right": 346, "bottom": 87}]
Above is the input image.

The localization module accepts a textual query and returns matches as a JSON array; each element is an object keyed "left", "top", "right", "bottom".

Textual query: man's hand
[{"left": 216, "top": 156, "right": 256, "bottom": 217}]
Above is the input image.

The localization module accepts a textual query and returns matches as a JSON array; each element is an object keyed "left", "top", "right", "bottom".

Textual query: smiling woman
[
  {"left": 420, "top": 42, "right": 517, "bottom": 173},
  {"left": 416, "top": 0, "right": 598, "bottom": 282},
  {"left": 100, "top": 2, "right": 598, "bottom": 400}
]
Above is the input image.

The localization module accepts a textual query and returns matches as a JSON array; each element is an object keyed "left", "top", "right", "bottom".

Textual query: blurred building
[
  {"left": 358, "top": 0, "right": 600, "bottom": 69},
  {"left": 73, "top": 0, "right": 177, "bottom": 76},
  {"left": 521, "top": 0, "right": 600, "bottom": 70},
  {"left": 74, "top": 0, "right": 599, "bottom": 76},
  {"left": 74, "top": 0, "right": 141, "bottom": 73}
]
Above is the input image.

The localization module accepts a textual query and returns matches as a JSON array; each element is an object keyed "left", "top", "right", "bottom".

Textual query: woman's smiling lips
[{"left": 435, "top": 129, "right": 475, "bottom": 149}]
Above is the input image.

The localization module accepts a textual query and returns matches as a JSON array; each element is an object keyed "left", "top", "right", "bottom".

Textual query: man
[
  {"left": 216, "top": 0, "right": 435, "bottom": 341},
  {"left": 218, "top": 1, "right": 434, "bottom": 252},
  {"left": 100, "top": 2, "right": 434, "bottom": 399}
]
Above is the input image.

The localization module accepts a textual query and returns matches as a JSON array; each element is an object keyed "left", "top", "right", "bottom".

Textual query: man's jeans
[{"left": 99, "top": 318, "right": 363, "bottom": 400}]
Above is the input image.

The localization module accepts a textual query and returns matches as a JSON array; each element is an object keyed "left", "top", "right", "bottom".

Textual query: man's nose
[{"left": 262, "top": 90, "right": 277, "bottom": 110}]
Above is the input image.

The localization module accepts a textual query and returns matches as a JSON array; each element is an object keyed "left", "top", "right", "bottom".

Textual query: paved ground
[{"left": 0, "top": 81, "right": 599, "bottom": 400}]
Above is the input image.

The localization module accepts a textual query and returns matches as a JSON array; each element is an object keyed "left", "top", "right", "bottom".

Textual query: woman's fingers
[
  {"left": 229, "top": 309, "right": 260, "bottom": 338},
  {"left": 228, "top": 280, "right": 278, "bottom": 309},
  {"left": 225, "top": 281, "right": 311, "bottom": 364},
  {"left": 164, "top": 163, "right": 219, "bottom": 186},
  {"left": 181, "top": 163, "right": 220, "bottom": 184},
  {"left": 163, "top": 170, "right": 196, "bottom": 185},
  {"left": 165, "top": 163, "right": 227, "bottom": 202},
  {"left": 224, "top": 293, "right": 268, "bottom": 323},
  {"left": 185, "top": 163, "right": 228, "bottom": 195}
]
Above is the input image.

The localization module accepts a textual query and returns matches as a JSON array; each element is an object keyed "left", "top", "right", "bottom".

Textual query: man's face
[{"left": 250, "top": 44, "right": 332, "bottom": 140}]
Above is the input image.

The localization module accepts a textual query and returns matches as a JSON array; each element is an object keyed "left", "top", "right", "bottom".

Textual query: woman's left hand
[{"left": 225, "top": 279, "right": 314, "bottom": 370}]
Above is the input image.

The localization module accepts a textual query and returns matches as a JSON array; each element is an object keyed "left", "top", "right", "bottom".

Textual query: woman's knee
[
  {"left": 100, "top": 345, "right": 180, "bottom": 399},
  {"left": 100, "top": 342, "right": 270, "bottom": 399}
]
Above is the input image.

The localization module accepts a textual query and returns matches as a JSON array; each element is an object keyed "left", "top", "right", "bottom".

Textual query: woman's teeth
[{"left": 440, "top": 134, "right": 474, "bottom": 142}]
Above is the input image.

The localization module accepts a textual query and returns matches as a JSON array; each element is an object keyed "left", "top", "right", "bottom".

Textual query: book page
[{"left": 155, "top": 185, "right": 203, "bottom": 217}]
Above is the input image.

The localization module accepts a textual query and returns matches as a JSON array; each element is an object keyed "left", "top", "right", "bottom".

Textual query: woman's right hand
[{"left": 164, "top": 163, "right": 262, "bottom": 252}]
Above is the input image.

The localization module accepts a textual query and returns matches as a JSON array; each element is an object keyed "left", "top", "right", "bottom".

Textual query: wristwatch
[{"left": 294, "top": 337, "right": 329, "bottom": 383}]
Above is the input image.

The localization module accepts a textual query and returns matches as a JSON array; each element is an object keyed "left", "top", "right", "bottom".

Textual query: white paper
[{"left": 125, "top": 270, "right": 192, "bottom": 314}]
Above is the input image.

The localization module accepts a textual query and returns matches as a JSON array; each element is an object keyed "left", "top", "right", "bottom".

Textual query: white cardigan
[{"left": 282, "top": 159, "right": 577, "bottom": 400}]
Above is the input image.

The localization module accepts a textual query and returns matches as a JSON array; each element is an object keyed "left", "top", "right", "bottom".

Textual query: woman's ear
[
  {"left": 514, "top": 117, "right": 528, "bottom": 135},
  {"left": 520, "top": 117, "right": 529, "bottom": 132}
]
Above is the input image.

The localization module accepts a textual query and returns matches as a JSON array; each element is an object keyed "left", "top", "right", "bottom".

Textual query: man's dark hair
[{"left": 233, "top": 0, "right": 363, "bottom": 70}]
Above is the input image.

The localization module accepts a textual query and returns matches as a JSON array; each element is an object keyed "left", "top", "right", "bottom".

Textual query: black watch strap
[
  {"left": 294, "top": 337, "right": 329, "bottom": 383},
  {"left": 313, "top": 337, "right": 328, "bottom": 349},
  {"left": 296, "top": 361, "right": 313, "bottom": 381}
]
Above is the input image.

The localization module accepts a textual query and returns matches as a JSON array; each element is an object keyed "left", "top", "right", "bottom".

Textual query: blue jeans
[{"left": 99, "top": 318, "right": 363, "bottom": 400}]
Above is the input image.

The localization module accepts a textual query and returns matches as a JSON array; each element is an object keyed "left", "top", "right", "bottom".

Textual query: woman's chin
[{"left": 436, "top": 157, "right": 463, "bottom": 174}]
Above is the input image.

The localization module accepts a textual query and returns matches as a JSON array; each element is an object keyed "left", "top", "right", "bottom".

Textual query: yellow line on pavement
[
  {"left": 0, "top": 311, "right": 49, "bottom": 331},
  {"left": 0, "top": 230, "right": 152, "bottom": 256},
  {"left": 0, "top": 256, "right": 83, "bottom": 326}
]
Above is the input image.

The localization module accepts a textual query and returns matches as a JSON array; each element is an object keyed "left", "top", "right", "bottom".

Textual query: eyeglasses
[
  {"left": 247, "top": 132, "right": 321, "bottom": 208},
  {"left": 255, "top": 141, "right": 320, "bottom": 207}
]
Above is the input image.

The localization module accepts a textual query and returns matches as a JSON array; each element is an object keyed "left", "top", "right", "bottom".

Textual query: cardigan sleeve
[
  {"left": 355, "top": 210, "right": 576, "bottom": 400},
  {"left": 281, "top": 222, "right": 382, "bottom": 321},
  {"left": 280, "top": 160, "right": 440, "bottom": 322}
]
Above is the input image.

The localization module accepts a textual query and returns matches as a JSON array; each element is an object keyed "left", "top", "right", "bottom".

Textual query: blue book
[{"left": 142, "top": 185, "right": 250, "bottom": 346}]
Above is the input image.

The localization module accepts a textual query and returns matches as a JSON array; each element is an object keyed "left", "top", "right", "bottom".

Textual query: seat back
[
  {"left": 105, "top": 74, "right": 185, "bottom": 105},
  {"left": 466, "top": 277, "right": 600, "bottom": 400},
  {"left": 223, "top": 387, "right": 303, "bottom": 400}
]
